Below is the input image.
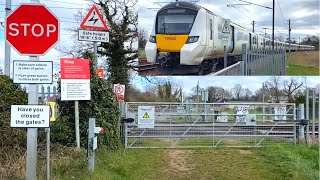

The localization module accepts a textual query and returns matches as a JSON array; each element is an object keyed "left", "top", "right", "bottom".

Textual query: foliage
[
  {"left": 301, "top": 35, "right": 319, "bottom": 50},
  {"left": 52, "top": 51, "right": 120, "bottom": 150},
  {"left": 0, "top": 75, "right": 28, "bottom": 148},
  {"left": 97, "top": 0, "right": 138, "bottom": 87}
]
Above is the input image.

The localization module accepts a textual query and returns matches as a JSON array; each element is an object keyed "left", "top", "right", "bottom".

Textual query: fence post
[
  {"left": 47, "top": 86, "right": 50, "bottom": 102},
  {"left": 312, "top": 89, "right": 316, "bottom": 143},
  {"left": 242, "top": 44, "right": 247, "bottom": 75},
  {"left": 283, "top": 50, "right": 286, "bottom": 75},
  {"left": 298, "top": 104, "right": 305, "bottom": 142},
  {"left": 305, "top": 88, "right": 309, "bottom": 143},
  {"left": 41, "top": 86, "right": 45, "bottom": 104}
]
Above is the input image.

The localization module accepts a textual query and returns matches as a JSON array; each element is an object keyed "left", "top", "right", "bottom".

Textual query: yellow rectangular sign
[{"left": 46, "top": 102, "right": 56, "bottom": 122}]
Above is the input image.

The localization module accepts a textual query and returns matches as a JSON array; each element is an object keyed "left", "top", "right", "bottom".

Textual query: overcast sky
[
  {"left": 0, "top": 0, "right": 92, "bottom": 74},
  {"left": 138, "top": 0, "right": 320, "bottom": 40}
]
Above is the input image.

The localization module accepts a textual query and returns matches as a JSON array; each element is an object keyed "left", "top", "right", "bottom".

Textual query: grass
[
  {"left": 1, "top": 143, "right": 319, "bottom": 180},
  {"left": 286, "top": 64, "right": 319, "bottom": 75},
  {"left": 286, "top": 51, "right": 320, "bottom": 75}
]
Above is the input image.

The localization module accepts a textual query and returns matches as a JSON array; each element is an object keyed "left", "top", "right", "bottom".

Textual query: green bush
[
  {"left": 51, "top": 52, "right": 120, "bottom": 150},
  {"left": 0, "top": 75, "right": 28, "bottom": 148}
]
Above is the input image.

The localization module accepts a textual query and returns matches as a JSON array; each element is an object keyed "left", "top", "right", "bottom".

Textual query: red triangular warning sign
[{"left": 80, "top": 5, "right": 109, "bottom": 30}]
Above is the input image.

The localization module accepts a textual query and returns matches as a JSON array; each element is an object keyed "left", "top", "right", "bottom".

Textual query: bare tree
[
  {"left": 231, "top": 84, "right": 244, "bottom": 100},
  {"left": 138, "top": 27, "right": 148, "bottom": 49},
  {"left": 207, "top": 86, "right": 231, "bottom": 102},
  {"left": 266, "top": 77, "right": 282, "bottom": 103},
  {"left": 283, "top": 78, "right": 303, "bottom": 102},
  {"left": 243, "top": 88, "right": 252, "bottom": 101}
]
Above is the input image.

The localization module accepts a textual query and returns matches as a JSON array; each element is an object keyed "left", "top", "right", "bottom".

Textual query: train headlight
[
  {"left": 149, "top": 35, "right": 156, "bottom": 43},
  {"left": 186, "top": 36, "right": 199, "bottom": 44}
]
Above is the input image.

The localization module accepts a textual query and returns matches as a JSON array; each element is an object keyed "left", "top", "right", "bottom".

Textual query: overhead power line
[{"left": 276, "top": 0, "right": 285, "bottom": 23}]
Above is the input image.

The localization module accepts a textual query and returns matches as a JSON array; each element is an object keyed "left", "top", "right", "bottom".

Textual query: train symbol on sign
[{"left": 143, "top": 112, "right": 150, "bottom": 118}]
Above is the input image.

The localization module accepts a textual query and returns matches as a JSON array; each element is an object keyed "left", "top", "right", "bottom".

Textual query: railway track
[{"left": 137, "top": 64, "right": 156, "bottom": 72}]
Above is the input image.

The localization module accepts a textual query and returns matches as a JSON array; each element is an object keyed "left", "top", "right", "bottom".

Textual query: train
[{"left": 144, "top": 1, "right": 315, "bottom": 75}]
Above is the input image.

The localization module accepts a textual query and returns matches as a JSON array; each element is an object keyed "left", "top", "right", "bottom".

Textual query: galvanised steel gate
[{"left": 123, "top": 102, "right": 297, "bottom": 148}]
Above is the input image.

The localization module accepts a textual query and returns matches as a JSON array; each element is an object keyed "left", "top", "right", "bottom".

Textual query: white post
[
  {"left": 4, "top": 0, "right": 11, "bottom": 76},
  {"left": 26, "top": 60, "right": 39, "bottom": 180},
  {"left": 75, "top": 100, "right": 80, "bottom": 148},
  {"left": 26, "top": 3, "right": 40, "bottom": 180},
  {"left": 298, "top": 104, "right": 305, "bottom": 139},
  {"left": 312, "top": 89, "right": 315, "bottom": 143},
  {"left": 46, "top": 127, "right": 50, "bottom": 180},
  {"left": 88, "top": 118, "right": 95, "bottom": 171}
]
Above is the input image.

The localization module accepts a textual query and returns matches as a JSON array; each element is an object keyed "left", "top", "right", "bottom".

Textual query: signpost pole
[
  {"left": 46, "top": 127, "right": 50, "bottom": 180},
  {"left": 26, "top": 2, "right": 40, "bottom": 178},
  {"left": 75, "top": 100, "right": 80, "bottom": 148},
  {"left": 4, "top": 0, "right": 11, "bottom": 76},
  {"left": 94, "top": 42, "right": 97, "bottom": 68},
  {"left": 26, "top": 57, "right": 39, "bottom": 180}
]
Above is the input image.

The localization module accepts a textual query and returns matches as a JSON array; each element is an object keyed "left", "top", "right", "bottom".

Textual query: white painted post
[
  {"left": 26, "top": 62, "right": 39, "bottom": 180},
  {"left": 4, "top": 0, "right": 11, "bottom": 76},
  {"left": 298, "top": 104, "right": 305, "bottom": 140},
  {"left": 305, "top": 88, "right": 309, "bottom": 143},
  {"left": 88, "top": 118, "right": 95, "bottom": 171},
  {"left": 312, "top": 89, "right": 315, "bottom": 143}
]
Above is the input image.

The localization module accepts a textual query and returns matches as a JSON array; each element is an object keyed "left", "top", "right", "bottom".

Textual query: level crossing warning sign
[
  {"left": 80, "top": 5, "right": 108, "bottom": 30},
  {"left": 138, "top": 106, "right": 155, "bottom": 128}
]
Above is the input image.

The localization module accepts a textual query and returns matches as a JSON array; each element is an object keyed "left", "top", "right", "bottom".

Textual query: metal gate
[{"left": 123, "top": 102, "right": 296, "bottom": 148}]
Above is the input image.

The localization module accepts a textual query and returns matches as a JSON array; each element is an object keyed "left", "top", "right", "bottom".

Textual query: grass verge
[
  {"left": 1, "top": 143, "right": 319, "bottom": 180},
  {"left": 286, "top": 51, "right": 320, "bottom": 75}
]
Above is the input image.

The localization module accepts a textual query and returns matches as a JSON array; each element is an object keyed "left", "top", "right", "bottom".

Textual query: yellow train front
[{"left": 145, "top": 1, "right": 204, "bottom": 75}]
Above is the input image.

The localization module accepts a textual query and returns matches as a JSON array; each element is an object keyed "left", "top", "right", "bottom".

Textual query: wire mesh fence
[{"left": 124, "top": 102, "right": 296, "bottom": 148}]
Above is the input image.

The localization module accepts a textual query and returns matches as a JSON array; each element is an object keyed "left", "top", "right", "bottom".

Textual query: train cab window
[
  {"left": 210, "top": 19, "right": 213, "bottom": 40},
  {"left": 156, "top": 8, "right": 198, "bottom": 34}
]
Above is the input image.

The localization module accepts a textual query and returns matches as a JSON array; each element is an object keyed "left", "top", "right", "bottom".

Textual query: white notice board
[
  {"left": 138, "top": 106, "right": 155, "bottom": 128},
  {"left": 11, "top": 105, "right": 50, "bottom": 128},
  {"left": 13, "top": 61, "right": 53, "bottom": 84}
]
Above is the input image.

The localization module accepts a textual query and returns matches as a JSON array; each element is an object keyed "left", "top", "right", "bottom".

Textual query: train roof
[{"left": 159, "top": 1, "right": 201, "bottom": 11}]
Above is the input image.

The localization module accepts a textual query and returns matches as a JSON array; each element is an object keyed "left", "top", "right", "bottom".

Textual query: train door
[
  {"left": 207, "top": 13, "right": 213, "bottom": 54},
  {"left": 249, "top": 33, "right": 252, "bottom": 50},
  {"left": 263, "top": 38, "right": 265, "bottom": 49},
  {"left": 229, "top": 25, "right": 235, "bottom": 53}
]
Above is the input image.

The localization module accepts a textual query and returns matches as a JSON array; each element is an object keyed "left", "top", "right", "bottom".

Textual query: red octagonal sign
[{"left": 6, "top": 4, "right": 59, "bottom": 56}]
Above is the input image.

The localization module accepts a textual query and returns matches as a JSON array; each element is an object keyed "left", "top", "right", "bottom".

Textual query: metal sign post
[{"left": 75, "top": 100, "right": 80, "bottom": 148}]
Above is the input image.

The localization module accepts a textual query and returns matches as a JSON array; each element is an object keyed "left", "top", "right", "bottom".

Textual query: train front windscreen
[{"left": 156, "top": 8, "right": 198, "bottom": 35}]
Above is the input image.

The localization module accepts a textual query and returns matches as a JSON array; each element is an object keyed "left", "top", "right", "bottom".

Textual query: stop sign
[{"left": 5, "top": 4, "right": 59, "bottom": 56}]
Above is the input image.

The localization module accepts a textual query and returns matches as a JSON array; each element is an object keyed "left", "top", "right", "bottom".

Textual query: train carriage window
[{"left": 210, "top": 19, "right": 213, "bottom": 40}]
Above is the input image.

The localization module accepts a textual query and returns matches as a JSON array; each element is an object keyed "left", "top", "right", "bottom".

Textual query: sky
[
  {"left": 131, "top": 75, "right": 320, "bottom": 96},
  {"left": 0, "top": 0, "right": 93, "bottom": 75},
  {"left": 138, "top": 0, "right": 320, "bottom": 40},
  {"left": 0, "top": 1, "right": 319, "bottom": 95}
]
